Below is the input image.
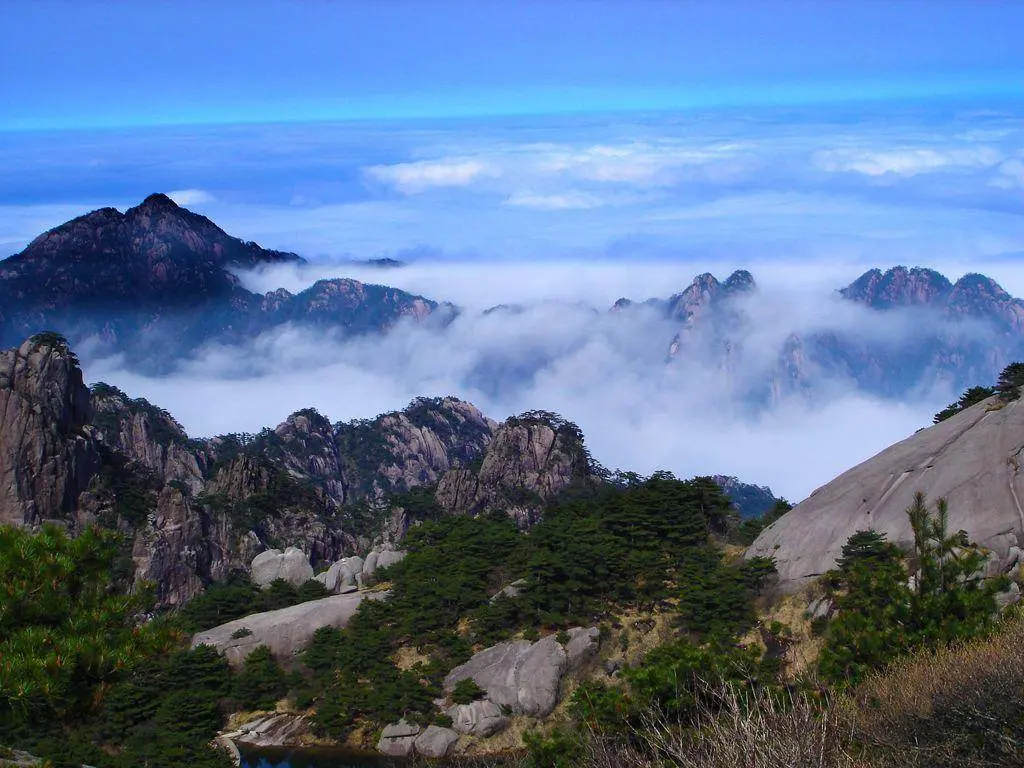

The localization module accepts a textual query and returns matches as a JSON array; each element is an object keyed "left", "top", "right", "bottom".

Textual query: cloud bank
[{"left": 82, "top": 259, "right": 977, "bottom": 504}]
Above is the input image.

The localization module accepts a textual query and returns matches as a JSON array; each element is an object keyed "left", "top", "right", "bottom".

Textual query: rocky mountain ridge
[
  {"left": 0, "top": 334, "right": 774, "bottom": 608},
  {"left": 0, "top": 194, "right": 440, "bottom": 366},
  {"left": 6, "top": 200, "right": 1024, "bottom": 400},
  {"left": 651, "top": 265, "right": 1024, "bottom": 400},
  {"left": 0, "top": 335, "right": 600, "bottom": 606}
]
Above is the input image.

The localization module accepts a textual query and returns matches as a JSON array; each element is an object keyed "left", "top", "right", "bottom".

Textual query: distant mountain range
[
  {"left": 646, "top": 265, "right": 1024, "bottom": 400},
  {"left": 0, "top": 194, "right": 441, "bottom": 368},
  {"left": 3, "top": 195, "right": 1023, "bottom": 398}
]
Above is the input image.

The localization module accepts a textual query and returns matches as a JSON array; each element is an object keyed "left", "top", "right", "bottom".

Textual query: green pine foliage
[
  {"left": 819, "top": 493, "right": 1001, "bottom": 686},
  {"left": 933, "top": 385, "right": 996, "bottom": 423},
  {"left": 232, "top": 646, "right": 288, "bottom": 711},
  {"left": 0, "top": 524, "right": 234, "bottom": 768},
  {"left": 176, "top": 576, "right": 328, "bottom": 633},
  {"left": 996, "top": 362, "right": 1024, "bottom": 401}
]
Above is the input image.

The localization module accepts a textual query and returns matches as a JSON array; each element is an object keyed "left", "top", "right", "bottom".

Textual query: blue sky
[
  {"left": 3, "top": 1, "right": 1023, "bottom": 131},
  {"left": 4, "top": 1, "right": 1024, "bottom": 493}
]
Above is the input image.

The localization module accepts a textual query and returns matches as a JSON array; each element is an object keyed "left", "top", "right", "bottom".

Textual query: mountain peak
[
  {"left": 841, "top": 265, "right": 953, "bottom": 308},
  {"left": 724, "top": 269, "right": 756, "bottom": 293},
  {"left": 137, "top": 192, "right": 181, "bottom": 212}
]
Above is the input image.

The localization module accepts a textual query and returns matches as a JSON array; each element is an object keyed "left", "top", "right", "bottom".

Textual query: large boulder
[
  {"left": 251, "top": 547, "right": 314, "bottom": 588},
  {"left": 413, "top": 725, "right": 459, "bottom": 758},
  {"left": 191, "top": 592, "right": 369, "bottom": 666},
  {"left": 447, "top": 699, "right": 508, "bottom": 737},
  {"left": 314, "top": 555, "right": 364, "bottom": 593},
  {"left": 377, "top": 720, "right": 420, "bottom": 758},
  {"left": 444, "top": 628, "right": 599, "bottom": 718},
  {"left": 747, "top": 395, "right": 1024, "bottom": 591}
]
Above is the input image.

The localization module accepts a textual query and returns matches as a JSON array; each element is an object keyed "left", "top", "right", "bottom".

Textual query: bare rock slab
[{"left": 191, "top": 592, "right": 368, "bottom": 666}]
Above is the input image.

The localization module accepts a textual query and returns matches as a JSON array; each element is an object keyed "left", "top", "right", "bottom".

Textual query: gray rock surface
[
  {"left": 251, "top": 547, "right": 314, "bottom": 588},
  {"left": 444, "top": 628, "right": 597, "bottom": 717},
  {"left": 436, "top": 415, "right": 593, "bottom": 526},
  {"left": 747, "top": 396, "right": 1024, "bottom": 590},
  {"left": 413, "top": 725, "right": 459, "bottom": 758},
  {"left": 230, "top": 713, "right": 310, "bottom": 747},
  {"left": 377, "top": 720, "right": 421, "bottom": 758},
  {"left": 315, "top": 556, "right": 365, "bottom": 593},
  {"left": 0, "top": 337, "right": 100, "bottom": 526},
  {"left": 564, "top": 626, "right": 601, "bottom": 671},
  {"left": 447, "top": 699, "right": 509, "bottom": 737},
  {"left": 191, "top": 592, "right": 369, "bottom": 666}
]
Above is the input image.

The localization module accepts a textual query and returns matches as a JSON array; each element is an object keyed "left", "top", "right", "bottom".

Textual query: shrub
[
  {"left": 451, "top": 677, "right": 486, "bottom": 705},
  {"left": 852, "top": 610, "right": 1024, "bottom": 768},
  {"left": 232, "top": 646, "right": 287, "bottom": 711},
  {"left": 622, "top": 683, "right": 857, "bottom": 768}
]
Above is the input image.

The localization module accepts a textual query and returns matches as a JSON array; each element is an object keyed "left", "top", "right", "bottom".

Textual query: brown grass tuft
[{"left": 851, "top": 609, "right": 1024, "bottom": 767}]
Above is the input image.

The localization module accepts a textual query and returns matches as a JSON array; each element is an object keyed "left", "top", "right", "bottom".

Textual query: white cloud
[
  {"left": 83, "top": 259, "right": 1017, "bottom": 502},
  {"left": 364, "top": 159, "right": 499, "bottom": 194},
  {"left": 167, "top": 189, "right": 216, "bottom": 206},
  {"left": 813, "top": 146, "right": 1003, "bottom": 176},
  {"left": 990, "top": 158, "right": 1024, "bottom": 189},
  {"left": 505, "top": 190, "right": 609, "bottom": 210}
]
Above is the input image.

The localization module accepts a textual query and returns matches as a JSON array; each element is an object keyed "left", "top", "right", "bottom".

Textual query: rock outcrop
[
  {"left": 413, "top": 725, "right": 460, "bottom": 758},
  {"left": 747, "top": 394, "right": 1024, "bottom": 590},
  {"left": 446, "top": 699, "right": 509, "bottom": 737},
  {"left": 443, "top": 627, "right": 599, "bottom": 718},
  {"left": 229, "top": 713, "right": 311, "bottom": 748},
  {"left": 0, "top": 336, "right": 100, "bottom": 526},
  {"left": 191, "top": 592, "right": 371, "bottom": 666},
  {"left": 436, "top": 412, "right": 595, "bottom": 526},
  {"left": 377, "top": 720, "right": 421, "bottom": 758},
  {"left": 250, "top": 547, "right": 314, "bottom": 588}
]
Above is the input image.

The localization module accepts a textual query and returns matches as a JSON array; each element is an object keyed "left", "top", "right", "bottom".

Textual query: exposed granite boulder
[
  {"left": 377, "top": 720, "right": 421, "bottom": 758},
  {"left": 444, "top": 628, "right": 598, "bottom": 717},
  {"left": 251, "top": 547, "right": 314, "bottom": 588},
  {"left": 446, "top": 699, "right": 509, "bottom": 737},
  {"left": 564, "top": 626, "right": 601, "bottom": 670},
  {"left": 0, "top": 337, "right": 101, "bottom": 526},
  {"left": 314, "top": 555, "right": 364, "bottom": 593},
  {"left": 414, "top": 725, "right": 459, "bottom": 758},
  {"left": 231, "top": 713, "right": 311, "bottom": 748},
  {"left": 191, "top": 592, "right": 370, "bottom": 666},
  {"left": 747, "top": 395, "right": 1024, "bottom": 591}
]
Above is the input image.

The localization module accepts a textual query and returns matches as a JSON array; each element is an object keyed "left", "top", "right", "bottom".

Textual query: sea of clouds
[{"left": 4, "top": 103, "right": 1023, "bottom": 501}]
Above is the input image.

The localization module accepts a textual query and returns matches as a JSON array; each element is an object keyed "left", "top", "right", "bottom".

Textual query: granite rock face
[
  {"left": 413, "top": 725, "right": 459, "bottom": 758},
  {"left": 436, "top": 413, "right": 595, "bottom": 526},
  {"left": 446, "top": 699, "right": 509, "bottom": 737},
  {"left": 191, "top": 592, "right": 371, "bottom": 666},
  {"left": 443, "top": 627, "right": 599, "bottom": 718},
  {"left": 0, "top": 337, "right": 100, "bottom": 527},
  {"left": 251, "top": 547, "right": 314, "bottom": 588},
  {"left": 377, "top": 720, "right": 421, "bottom": 758},
  {"left": 747, "top": 394, "right": 1024, "bottom": 590}
]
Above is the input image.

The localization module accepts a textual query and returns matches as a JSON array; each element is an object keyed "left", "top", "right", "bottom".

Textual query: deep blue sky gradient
[{"left": 3, "top": 0, "right": 1023, "bottom": 130}]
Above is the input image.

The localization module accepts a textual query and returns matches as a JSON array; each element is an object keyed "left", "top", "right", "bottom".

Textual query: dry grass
[
  {"left": 580, "top": 684, "right": 858, "bottom": 768},
  {"left": 740, "top": 584, "right": 828, "bottom": 681},
  {"left": 850, "top": 609, "right": 1024, "bottom": 767}
]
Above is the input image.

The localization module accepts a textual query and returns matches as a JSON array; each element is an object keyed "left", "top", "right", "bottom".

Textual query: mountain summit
[{"left": 0, "top": 196, "right": 438, "bottom": 366}]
